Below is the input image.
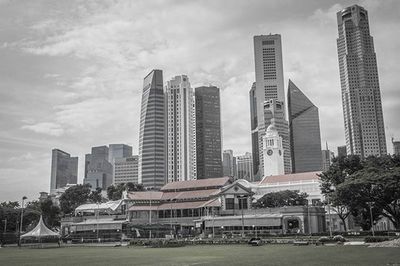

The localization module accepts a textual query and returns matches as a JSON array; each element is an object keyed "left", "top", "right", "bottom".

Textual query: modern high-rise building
[
  {"left": 138, "top": 69, "right": 166, "bottom": 189},
  {"left": 236, "top": 152, "right": 254, "bottom": 181},
  {"left": 83, "top": 146, "right": 113, "bottom": 190},
  {"left": 263, "top": 99, "right": 291, "bottom": 174},
  {"left": 222, "top": 150, "right": 236, "bottom": 177},
  {"left": 337, "top": 145, "right": 347, "bottom": 157},
  {"left": 250, "top": 34, "right": 290, "bottom": 179},
  {"left": 166, "top": 75, "right": 197, "bottom": 183},
  {"left": 322, "top": 147, "right": 334, "bottom": 172},
  {"left": 114, "top": 156, "right": 139, "bottom": 185},
  {"left": 50, "top": 149, "right": 78, "bottom": 194},
  {"left": 288, "top": 80, "right": 322, "bottom": 173},
  {"left": 392, "top": 138, "right": 400, "bottom": 155},
  {"left": 195, "top": 86, "right": 223, "bottom": 179},
  {"left": 108, "top": 144, "right": 132, "bottom": 164},
  {"left": 337, "top": 5, "right": 387, "bottom": 157}
]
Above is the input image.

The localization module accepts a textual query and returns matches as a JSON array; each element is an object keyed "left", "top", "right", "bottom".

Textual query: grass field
[{"left": 1, "top": 245, "right": 400, "bottom": 266}]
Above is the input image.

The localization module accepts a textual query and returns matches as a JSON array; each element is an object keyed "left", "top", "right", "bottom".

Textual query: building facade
[
  {"left": 393, "top": 138, "right": 400, "bottom": 155},
  {"left": 195, "top": 86, "right": 223, "bottom": 179},
  {"left": 108, "top": 144, "right": 132, "bottom": 164},
  {"left": 263, "top": 122, "right": 284, "bottom": 176},
  {"left": 337, "top": 5, "right": 387, "bottom": 158},
  {"left": 138, "top": 69, "right": 166, "bottom": 189},
  {"left": 166, "top": 75, "right": 197, "bottom": 183},
  {"left": 114, "top": 156, "right": 139, "bottom": 185},
  {"left": 288, "top": 80, "right": 322, "bottom": 173},
  {"left": 337, "top": 145, "right": 347, "bottom": 157},
  {"left": 251, "top": 34, "right": 290, "bottom": 179},
  {"left": 84, "top": 146, "right": 113, "bottom": 190},
  {"left": 321, "top": 149, "right": 334, "bottom": 172},
  {"left": 222, "top": 150, "right": 236, "bottom": 177},
  {"left": 263, "top": 99, "right": 291, "bottom": 174},
  {"left": 50, "top": 149, "right": 78, "bottom": 194},
  {"left": 236, "top": 152, "right": 254, "bottom": 182}
]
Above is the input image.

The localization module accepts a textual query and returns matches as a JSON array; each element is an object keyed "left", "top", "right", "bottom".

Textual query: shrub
[
  {"left": 364, "top": 236, "right": 390, "bottom": 243},
  {"left": 317, "top": 236, "right": 331, "bottom": 243},
  {"left": 333, "top": 235, "right": 346, "bottom": 242}
]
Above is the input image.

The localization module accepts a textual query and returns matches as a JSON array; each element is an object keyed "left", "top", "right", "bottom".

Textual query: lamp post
[
  {"left": 367, "top": 202, "right": 375, "bottom": 237},
  {"left": 149, "top": 199, "right": 152, "bottom": 240},
  {"left": 19, "top": 196, "right": 27, "bottom": 247},
  {"left": 96, "top": 202, "right": 99, "bottom": 243}
]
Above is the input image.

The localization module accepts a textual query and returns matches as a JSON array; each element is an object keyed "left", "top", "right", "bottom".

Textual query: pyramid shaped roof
[{"left": 20, "top": 216, "right": 59, "bottom": 239}]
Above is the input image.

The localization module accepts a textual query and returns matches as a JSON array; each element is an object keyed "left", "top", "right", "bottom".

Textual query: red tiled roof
[
  {"left": 127, "top": 191, "right": 163, "bottom": 200},
  {"left": 259, "top": 171, "right": 321, "bottom": 185},
  {"left": 160, "top": 177, "right": 231, "bottom": 191},
  {"left": 128, "top": 205, "right": 159, "bottom": 211},
  {"left": 161, "top": 189, "right": 219, "bottom": 201}
]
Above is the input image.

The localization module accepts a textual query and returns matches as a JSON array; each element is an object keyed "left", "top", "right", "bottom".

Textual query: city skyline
[{"left": 1, "top": 0, "right": 400, "bottom": 201}]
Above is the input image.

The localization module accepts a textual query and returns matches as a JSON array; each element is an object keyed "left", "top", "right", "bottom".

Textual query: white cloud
[{"left": 22, "top": 122, "right": 65, "bottom": 136}]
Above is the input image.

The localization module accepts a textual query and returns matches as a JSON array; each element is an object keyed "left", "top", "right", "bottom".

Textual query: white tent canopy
[
  {"left": 21, "top": 216, "right": 59, "bottom": 239},
  {"left": 74, "top": 200, "right": 123, "bottom": 214}
]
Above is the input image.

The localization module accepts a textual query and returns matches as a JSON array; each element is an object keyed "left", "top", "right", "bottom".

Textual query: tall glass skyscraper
[
  {"left": 288, "top": 80, "right": 322, "bottom": 173},
  {"left": 195, "top": 86, "right": 223, "bottom": 179},
  {"left": 166, "top": 75, "right": 197, "bottom": 182},
  {"left": 138, "top": 69, "right": 166, "bottom": 189},
  {"left": 50, "top": 149, "right": 78, "bottom": 194},
  {"left": 250, "top": 34, "right": 291, "bottom": 180},
  {"left": 337, "top": 5, "right": 387, "bottom": 157}
]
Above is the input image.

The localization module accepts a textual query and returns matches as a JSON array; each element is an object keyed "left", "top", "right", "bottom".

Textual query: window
[
  {"left": 238, "top": 197, "right": 248, "bottom": 210},
  {"left": 225, "top": 198, "right": 234, "bottom": 210}
]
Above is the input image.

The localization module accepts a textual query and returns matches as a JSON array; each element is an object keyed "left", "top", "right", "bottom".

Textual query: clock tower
[{"left": 263, "top": 119, "right": 284, "bottom": 176}]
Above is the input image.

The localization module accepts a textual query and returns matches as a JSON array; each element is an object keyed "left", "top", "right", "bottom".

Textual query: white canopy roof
[
  {"left": 74, "top": 200, "right": 123, "bottom": 214},
  {"left": 21, "top": 216, "right": 59, "bottom": 239}
]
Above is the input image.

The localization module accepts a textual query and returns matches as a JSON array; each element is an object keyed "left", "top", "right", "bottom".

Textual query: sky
[{"left": 0, "top": 0, "right": 399, "bottom": 202}]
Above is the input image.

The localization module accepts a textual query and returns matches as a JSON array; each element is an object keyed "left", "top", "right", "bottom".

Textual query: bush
[
  {"left": 333, "top": 235, "right": 346, "bottom": 242},
  {"left": 364, "top": 236, "right": 390, "bottom": 243},
  {"left": 317, "top": 236, "right": 331, "bottom": 243}
]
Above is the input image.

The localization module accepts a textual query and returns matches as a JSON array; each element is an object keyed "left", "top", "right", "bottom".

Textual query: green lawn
[{"left": 0, "top": 245, "right": 400, "bottom": 266}]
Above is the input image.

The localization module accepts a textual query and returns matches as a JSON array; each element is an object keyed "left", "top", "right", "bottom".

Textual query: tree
[
  {"left": 107, "top": 183, "right": 145, "bottom": 200},
  {"left": 254, "top": 190, "right": 308, "bottom": 208},
  {"left": 59, "top": 184, "right": 92, "bottom": 214},
  {"left": 88, "top": 187, "right": 103, "bottom": 203}
]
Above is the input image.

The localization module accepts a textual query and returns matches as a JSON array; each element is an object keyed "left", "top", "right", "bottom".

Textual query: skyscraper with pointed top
[
  {"left": 288, "top": 80, "right": 322, "bottom": 173},
  {"left": 337, "top": 5, "right": 387, "bottom": 157},
  {"left": 138, "top": 69, "right": 166, "bottom": 189}
]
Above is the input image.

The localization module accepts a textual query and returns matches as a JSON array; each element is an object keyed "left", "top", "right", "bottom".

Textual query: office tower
[
  {"left": 108, "top": 144, "right": 132, "bottom": 164},
  {"left": 337, "top": 5, "right": 387, "bottom": 157},
  {"left": 50, "top": 149, "right": 78, "bottom": 194},
  {"left": 114, "top": 156, "right": 139, "bottom": 185},
  {"left": 222, "top": 150, "right": 236, "bottom": 177},
  {"left": 166, "top": 75, "right": 197, "bottom": 183},
  {"left": 236, "top": 152, "right": 254, "bottom": 181},
  {"left": 138, "top": 69, "right": 166, "bottom": 189},
  {"left": 263, "top": 121, "right": 284, "bottom": 176},
  {"left": 250, "top": 34, "right": 290, "bottom": 179},
  {"left": 263, "top": 99, "right": 291, "bottom": 174},
  {"left": 322, "top": 144, "right": 334, "bottom": 172},
  {"left": 195, "top": 86, "right": 223, "bottom": 179},
  {"left": 83, "top": 146, "right": 113, "bottom": 190},
  {"left": 249, "top": 82, "right": 260, "bottom": 179},
  {"left": 288, "top": 80, "right": 323, "bottom": 173},
  {"left": 392, "top": 138, "right": 400, "bottom": 155},
  {"left": 337, "top": 145, "right": 347, "bottom": 157}
]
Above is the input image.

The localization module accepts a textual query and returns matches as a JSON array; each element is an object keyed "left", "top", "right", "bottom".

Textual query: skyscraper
[
  {"left": 392, "top": 138, "right": 400, "bottom": 155},
  {"left": 138, "top": 69, "right": 166, "bottom": 189},
  {"left": 108, "top": 144, "right": 132, "bottom": 164},
  {"left": 337, "top": 5, "right": 387, "bottom": 157},
  {"left": 288, "top": 80, "right": 322, "bottom": 173},
  {"left": 337, "top": 145, "right": 347, "bottom": 157},
  {"left": 166, "top": 75, "right": 197, "bottom": 182},
  {"left": 50, "top": 149, "right": 78, "bottom": 194},
  {"left": 114, "top": 156, "right": 139, "bottom": 185},
  {"left": 250, "top": 34, "right": 290, "bottom": 179},
  {"left": 222, "top": 150, "right": 236, "bottom": 178},
  {"left": 263, "top": 99, "right": 291, "bottom": 174},
  {"left": 236, "top": 152, "right": 254, "bottom": 181},
  {"left": 84, "top": 146, "right": 113, "bottom": 190},
  {"left": 195, "top": 86, "right": 223, "bottom": 179},
  {"left": 322, "top": 149, "right": 334, "bottom": 172}
]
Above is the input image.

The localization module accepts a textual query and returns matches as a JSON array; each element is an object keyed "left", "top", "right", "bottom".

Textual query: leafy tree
[
  {"left": 254, "top": 190, "right": 308, "bottom": 208},
  {"left": 59, "top": 184, "right": 92, "bottom": 214},
  {"left": 0, "top": 201, "right": 20, "bottom": 209},
  {"left": 88, "top": 187, "right": 103, "bottom": 203},
  {"left": 107, "top": 183, "right": 145, "bottom": 200}
]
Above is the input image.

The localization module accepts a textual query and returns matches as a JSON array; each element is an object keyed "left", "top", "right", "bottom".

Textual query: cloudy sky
[{"left": 1, "top": 0, "right": 399, "bottom": 202}]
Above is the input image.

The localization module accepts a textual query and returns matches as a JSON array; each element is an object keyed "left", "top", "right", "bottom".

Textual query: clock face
[{"left": 267, "top": 149, "right": 273, "bottom": 156}]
